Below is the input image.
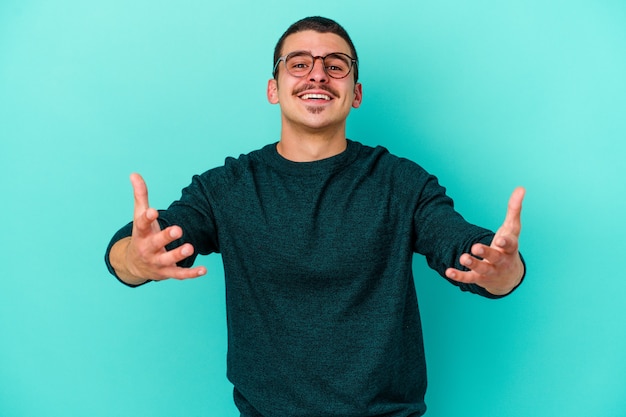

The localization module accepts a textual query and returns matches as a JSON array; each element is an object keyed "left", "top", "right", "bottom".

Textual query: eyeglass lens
[{"left": 285, "top": 52, "right": 353, "bottom": 79}]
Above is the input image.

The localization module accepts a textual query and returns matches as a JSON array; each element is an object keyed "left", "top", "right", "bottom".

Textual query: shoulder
[
  {"left": 177, "top": 144, "right": 273, "bottom": 201},
  {"left": 351, "top": 140, "right": 432, "bottom": 182},
  {"left": 197, "top": 144, "right": 273, "bottom": 182}
]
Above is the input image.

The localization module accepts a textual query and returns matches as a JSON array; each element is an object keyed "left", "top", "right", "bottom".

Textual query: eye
[
  {"left": 325, "top": 55, "right": 351, "bottom": 76},
  {"left": 326, "top": 64, "right": 344, "bottom": 71},
  {"left": 286, "top": 53, "right": 313, "bottom": 75}
]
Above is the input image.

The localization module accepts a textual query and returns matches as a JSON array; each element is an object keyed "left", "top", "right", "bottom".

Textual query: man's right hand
[{"left": 109, "top": 173, "right": 207, "bottom": 285}]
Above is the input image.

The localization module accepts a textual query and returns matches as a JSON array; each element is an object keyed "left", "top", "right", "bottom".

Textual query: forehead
[{"left": 281, "top": 30, "right": 352, "bottom": 56}]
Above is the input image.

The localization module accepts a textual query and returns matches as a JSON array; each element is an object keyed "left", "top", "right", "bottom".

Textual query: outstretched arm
[
  {"left": 108, "top": 173, "right": 207, "bottom": 285},
  {"left": 445, "top": 187, "right": 526, "bottom": 296}
]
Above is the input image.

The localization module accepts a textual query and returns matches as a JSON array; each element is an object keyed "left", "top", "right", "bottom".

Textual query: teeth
[{"left": 301, "top": 93, "right": 331, "bottom": 100}]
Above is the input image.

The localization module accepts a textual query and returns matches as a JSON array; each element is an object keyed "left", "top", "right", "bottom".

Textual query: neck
[{"left": 277, "top": 126, "right": 347, "bottom": 162}]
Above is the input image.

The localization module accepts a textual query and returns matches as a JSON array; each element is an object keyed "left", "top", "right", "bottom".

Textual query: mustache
[{"left": 293, "top": 83, "right": 340, "bottom": 98}]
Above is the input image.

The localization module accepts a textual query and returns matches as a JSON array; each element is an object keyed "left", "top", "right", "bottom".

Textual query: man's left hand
[{"left": 445, "top": 187, "right": 526, "bottom": 296}]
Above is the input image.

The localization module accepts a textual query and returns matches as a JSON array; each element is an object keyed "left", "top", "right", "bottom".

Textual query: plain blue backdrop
[{"left": 1, "top": 1, "right": 625, "bottom": 416}]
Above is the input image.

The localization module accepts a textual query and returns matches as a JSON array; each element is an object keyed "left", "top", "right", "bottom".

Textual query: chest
[{"left": 215, "top": 169, "right": 412, "bottom": 286}]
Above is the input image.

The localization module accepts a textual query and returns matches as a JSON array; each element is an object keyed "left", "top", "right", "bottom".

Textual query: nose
[{"left": 308, "top": 56, "right": 329, "bottom": 83}]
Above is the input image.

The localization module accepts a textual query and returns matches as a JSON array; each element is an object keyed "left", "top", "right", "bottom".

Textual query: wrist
[
  {"left": 110, "top": 237, "right": 149, "bottom": 286},
  {"left": 485, "top": 254, "right": 525, "bottom": 296}
]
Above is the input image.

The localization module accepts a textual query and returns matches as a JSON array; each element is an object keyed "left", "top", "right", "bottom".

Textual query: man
[{"left": 105, "top": 16, "right": 525, "bottom": 417}]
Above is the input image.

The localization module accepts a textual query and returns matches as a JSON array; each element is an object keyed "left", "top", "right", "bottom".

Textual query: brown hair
[{"left": 272, "top": 16, "right": 359, "bottom": 81}]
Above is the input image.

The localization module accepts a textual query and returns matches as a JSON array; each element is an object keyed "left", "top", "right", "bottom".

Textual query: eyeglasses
[{"left": 273, "top": 51, "right": 357, "bottom": 79}]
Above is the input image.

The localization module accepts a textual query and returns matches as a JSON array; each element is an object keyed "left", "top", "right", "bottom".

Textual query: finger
[
  {"left": 152, "top": 242, "right": 195, "bottom": 266},
  {"left": 133, "top": 207, "right": 161, "bottom": 238},
  {"left": 473, "top": 241, "right": 518, "bottom": 262},
  {"left": 459, "top": 253, "right": 496, "bottom": 277},
  {"left": 131, "top": 173, "right": 150, "bottom": 219},
  {"left": 145, "top": 225, "right": 184, "bottom": 252},
  {"left": 491, "top": 234, "right": 519, "bottom": 255},
  {"left": 445, "top": 267, "right": 478, "bottom": 284},
  {"left": 151, "top": 244, "right": 206, "bottom": 280},
  {"left": 130, "top": 173, "right": 162, "bottom": 236},
  {"left": 501, "top": 187, "right": 525, "bottom": 236},
  {"left": 155, "top": 265, "right": 208, "bottom": 281}
]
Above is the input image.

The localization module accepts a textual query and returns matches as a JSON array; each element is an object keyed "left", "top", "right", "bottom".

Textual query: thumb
[
  {"left": 501, "top": 187, "right": 525, "bottom": 236},
  {"left": 131, "top": 173, "right": 150, "bottom": 216}
]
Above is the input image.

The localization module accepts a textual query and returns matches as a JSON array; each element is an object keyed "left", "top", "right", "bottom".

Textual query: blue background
[{"left": 1, "top": 1, "right": 625, "bottom": 416}]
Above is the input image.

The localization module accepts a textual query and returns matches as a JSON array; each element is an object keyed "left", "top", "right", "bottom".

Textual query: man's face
[{"left": 267, "top": 30, "right": 362, "bottom": 135}]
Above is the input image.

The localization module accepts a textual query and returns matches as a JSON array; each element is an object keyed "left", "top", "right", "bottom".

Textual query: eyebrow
[{"left": 282, "top": 50, "right": 354, "bottom": 58}]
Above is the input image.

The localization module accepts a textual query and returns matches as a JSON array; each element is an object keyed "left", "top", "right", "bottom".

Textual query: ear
[
  {"left": 352, "top": 82, "right": 363, "bottom": 109},
  {"left": 267, "top": 79, "right": 279, "bottom": 104}
]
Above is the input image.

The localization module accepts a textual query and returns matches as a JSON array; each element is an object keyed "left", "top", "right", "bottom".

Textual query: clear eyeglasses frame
[{"left": 273, "top": 51, "right": 358, "bottom": 79}]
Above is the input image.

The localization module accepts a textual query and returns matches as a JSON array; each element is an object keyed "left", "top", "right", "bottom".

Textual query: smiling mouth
[{"left": 300, "top": 93, "right": 332, "bottom": 101}]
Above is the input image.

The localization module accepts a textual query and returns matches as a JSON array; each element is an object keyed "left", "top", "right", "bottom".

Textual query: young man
[{"left": 106, "top": 16, "right": 525, "bottom": 417}]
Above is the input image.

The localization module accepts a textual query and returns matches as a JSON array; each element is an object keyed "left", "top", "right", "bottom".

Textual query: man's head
[
  {"left": 267, "top": 17, "right": 363, "bottom": 140},
  {"left": 272, "top": 16, "right": 359, "bottom": 82}
]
